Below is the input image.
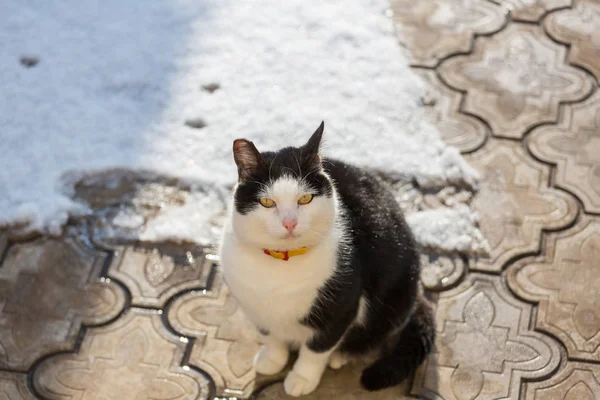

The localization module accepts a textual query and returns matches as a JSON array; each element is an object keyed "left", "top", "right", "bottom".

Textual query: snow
[
  {"left": 0, "top": 0, "right": 482, "bottom": 252},
  {"left": 407, "top": 205, "right": 489, "bottom": 254}
]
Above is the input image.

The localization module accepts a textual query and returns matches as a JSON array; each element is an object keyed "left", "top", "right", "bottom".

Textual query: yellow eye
[
  {"left": 259, "top": 198, "right": 275, "bottom": 208},
  {"left": 298, "top": 194, "right": 313, "bottom": 205}
]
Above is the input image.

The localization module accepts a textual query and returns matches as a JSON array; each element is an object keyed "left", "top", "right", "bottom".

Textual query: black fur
[
  {"left": 232, "top": 122, "right": 435, "bottom": 391},
  {"left": 233, "top": 122, "right": 332, "bottom": 214}
]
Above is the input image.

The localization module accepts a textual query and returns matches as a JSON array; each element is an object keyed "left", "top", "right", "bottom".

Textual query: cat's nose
[{"left": 282, "top": 218, "right": 297, "bottom": 233}]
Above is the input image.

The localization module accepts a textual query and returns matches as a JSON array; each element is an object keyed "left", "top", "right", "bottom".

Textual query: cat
[{"left": 219, "top": 122, "right": 435, "bottom": 397}]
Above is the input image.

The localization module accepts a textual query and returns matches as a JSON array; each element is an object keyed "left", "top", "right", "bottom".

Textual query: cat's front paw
[
  {"left": 284, "top": 370, "right": 320, "bottom": 397},
  {"left": 328, "top": 351, "right": 349, "bottom": 370},
  {"left": 253, "top": 345, "right": 288, "bottom": 375}
]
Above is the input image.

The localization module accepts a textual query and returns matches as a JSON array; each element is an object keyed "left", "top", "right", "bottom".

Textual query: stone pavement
[{"left": 2, "top": 1, "right": 600, "bottom": 399}]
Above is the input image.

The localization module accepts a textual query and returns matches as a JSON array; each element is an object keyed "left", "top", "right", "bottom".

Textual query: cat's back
[
  {"left": 323, "top": 158, "right": 406, "bottom": 230},
  {"left": 323, "top": 158, "right": 418, "bottom": 281}
]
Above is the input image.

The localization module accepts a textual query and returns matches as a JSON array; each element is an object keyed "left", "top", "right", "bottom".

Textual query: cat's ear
[
  {"left": 304, "top": 121, "right": 324, "bottom": 158},
  {"left": 233, "top": 139, "right": 264, "bottom": 181}
]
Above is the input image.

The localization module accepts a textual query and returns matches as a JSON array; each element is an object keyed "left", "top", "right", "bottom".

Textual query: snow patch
[
  {"left": 1, "top": 0, "right": 482, "bottom": 251},
  {"left": 407, "top": 205, "right": 489, "bottom": 254}
]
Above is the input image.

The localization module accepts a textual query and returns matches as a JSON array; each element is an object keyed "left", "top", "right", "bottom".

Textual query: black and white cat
[{"left": 219, "top": 122, "right": 435, "bottom": 397}]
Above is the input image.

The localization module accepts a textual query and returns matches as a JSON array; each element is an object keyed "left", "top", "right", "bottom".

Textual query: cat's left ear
[{"left": 304, "top": 121, "right": 324, "bottom": 158}]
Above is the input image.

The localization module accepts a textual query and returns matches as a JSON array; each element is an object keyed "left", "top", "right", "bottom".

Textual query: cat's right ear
[{"left": 233, "top": 139, "right": 264, "bottom": 181}]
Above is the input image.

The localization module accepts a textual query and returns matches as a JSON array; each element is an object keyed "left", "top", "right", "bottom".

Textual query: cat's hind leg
[{"left": 360, "top": 296, "right": 435, "bottom": 391}]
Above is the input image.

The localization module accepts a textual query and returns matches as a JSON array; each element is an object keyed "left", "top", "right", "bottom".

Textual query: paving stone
[
  {"left": 387, "top": 180, "right": 424, "bottom": 215},
  {"left": 417, "top": 69, "right": 488, "bottom": 153},
  {"left": 107, "top": 242, "right": 215, "bottom": 308},
  {"left": 389, "top": 0, "right": 506, "bottom": 67},
  {"left": 508, "top": 216, "right": 600, "bottom": 361},
  {"left": 170, "top": 270, "right": 423, "bottom": 399},
  {"left": 420, "top": 252, "right": 466, "bottom": 291},
  {"left": 545, "top": 0, "right": 600, "bottom": 82},
  {"left": 439, "top": 23, "right": 593, "bottom": 139},
  {"left": 528, "top": 86, "right": 600, "bottom": 215},
  {"left": 5, "top": 3, "right": 600, "bottom": 399},
  {"left": 411, "top": 274, "right": 560, "bottom": 400},
  {"left": 0, "top": 237, "right": 125, "bottom": 371},
  {"left": 491, "top": 0, "right": 572, "bottom": 22},
  {"left": 253, "top": 361, "right": 412, "bottom": 399},
  {"left": 466, "top": 139, "right": 577, "bottom": 272},
  {"left": 168, "top": 272, "right": 264, "bottom": 398},
  {"left": 34, "top": 308, "right": 209, "bottom": 400},
  {"left": 523, "top": 361, "right": 600, "bottom": 399},
  {"left": 0, "top": 371, "right": 34, "bottom": 400}
]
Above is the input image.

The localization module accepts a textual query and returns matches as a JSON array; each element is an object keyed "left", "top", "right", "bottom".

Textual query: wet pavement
[{"left": 2, "top": 1, "right": 600, "bottom": 399}]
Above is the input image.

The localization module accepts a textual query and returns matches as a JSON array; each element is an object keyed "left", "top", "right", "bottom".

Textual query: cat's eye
[
  {"left": 259, "top": 197, "right": 275, "bottom": 208},
  {"left": 298, "top": 194, "right": 313, "bottom": 205}
]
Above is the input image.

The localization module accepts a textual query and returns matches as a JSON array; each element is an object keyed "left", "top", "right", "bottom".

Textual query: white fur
[
  {"left": 232, "top": 176, "right": 336, "bottom": 251},
  {"left": 254, "top": 334, "right": 289, "bottom": 375},
  {"left": 285, "top": 344, "right": 336, "bottom": 396},
  {"left": 355, "top": 295, "right": 370, "bottom": 326},
  {"left": 220, "top": 174, "right": 344, "bottom": 396},
  {"left": 328, "top": 351, "right": 349, "bottom": 370}
]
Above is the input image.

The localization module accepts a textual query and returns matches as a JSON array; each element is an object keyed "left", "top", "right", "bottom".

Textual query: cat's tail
[{"left": 359, "top": 296, "right": 435, "bottom": 391}]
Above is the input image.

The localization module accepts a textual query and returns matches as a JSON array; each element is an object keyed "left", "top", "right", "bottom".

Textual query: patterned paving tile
[
  {"left": 411, "top": 274, "right": 560, "bottom": 400},
  {"left": 168, "top": 257, "right": 465, "bottom": 396},
  {"left": 528, "top": 86, "right": 600, "bottom": 215},
  {"left": 0, "top": 237, "right": 125, "bottom": 371},
  {"left": 492, "top": 0, "right": 572, "bottom": 22},
  {"left": 508, "top": 216, "right": 600, "bottom": 361},
  {"left": 0, "top": 372, "right": 33, "bottom": 400},
  {"left": 3, "top": 4, "right": 600, "bottom": 399},
  {"left": 170, "top": 269, "right": 424, "bottom": 399},
  {"left": 439, "top": 23, "right": 593, "bottom": 139},
  {"left": 106, "top": 242, "right": 215, "bottom": 308},
  {"left": 420, "top": 252, "right": 466, "bottom": 291},
  {"left": 253, "top": 362, "right": 412, "bottom": 399},
  {"left": 417, "top": 69, "right": 488, "bottom": 153},
  {"left": 466, "top": 139, "right": 578, "bottom": 272},
  {"left": 389, "top": 0, "right": 506, "bottom": 67},
  {"left": 546, "top": 0, "right": 600, "bottom": 81},
  {"left": 524, "top": 361, "right": 600, "bottom": 399},
  {"left": 168, "top": 272, "right": 265, "bottom": 399},
  {"left": 34, "top": 308, "right": 209, "bottom": 400}
]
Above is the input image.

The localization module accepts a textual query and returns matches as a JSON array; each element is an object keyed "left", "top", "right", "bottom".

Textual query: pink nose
[{"left": 282, "top": 219, "right": 298, "bottom": 233}]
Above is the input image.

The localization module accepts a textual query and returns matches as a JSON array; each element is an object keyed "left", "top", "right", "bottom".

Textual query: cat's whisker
[
  {"left": 293, "top": 152, "right": 302, "bottom": 178},
  {"left": 268, "top": 152, "right": 279, "bottom": 182},
  {"left": 282, "top": 166, "right": 299, "bottom": 178}
]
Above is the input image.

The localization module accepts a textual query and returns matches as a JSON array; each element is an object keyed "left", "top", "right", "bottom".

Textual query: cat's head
[{"left": 230, "top": 122, "right": 336, "bottom": 250}]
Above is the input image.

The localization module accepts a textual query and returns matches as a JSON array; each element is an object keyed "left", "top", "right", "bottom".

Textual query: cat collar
[{"left": 262, "top": 247, "right": 307, "bottom": 261}]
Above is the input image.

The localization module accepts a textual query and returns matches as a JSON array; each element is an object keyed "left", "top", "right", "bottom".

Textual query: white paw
[
  {"left": 284, "top": 370, "right": 320, "bottom": 397},
  {"left": 328, "top": 352, "right": 348, "bottom": 370},
  {"left": 253, "top": 345, "right": 288, "bottom": 375}
]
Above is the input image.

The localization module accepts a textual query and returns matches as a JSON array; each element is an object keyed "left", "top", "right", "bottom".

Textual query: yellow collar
[{"left": 263, "top": 247, "right": 307, "bottom": 261}]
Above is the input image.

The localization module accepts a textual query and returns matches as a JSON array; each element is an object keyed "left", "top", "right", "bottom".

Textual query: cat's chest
[{"left": 220, "top": 240, "right": 336, "bottom": 335}]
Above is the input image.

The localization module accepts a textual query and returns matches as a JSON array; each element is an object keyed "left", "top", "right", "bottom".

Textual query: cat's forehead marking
[{"left": 262, "top": 175, "right": 311, "bottom": 199}]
